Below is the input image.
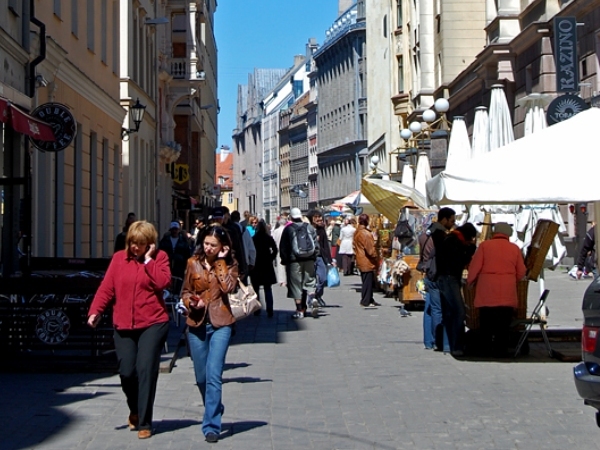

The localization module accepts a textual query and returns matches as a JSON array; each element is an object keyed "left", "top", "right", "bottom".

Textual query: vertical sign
[{"left": 554, "top": 16, "right": 578, "bottom": 93}]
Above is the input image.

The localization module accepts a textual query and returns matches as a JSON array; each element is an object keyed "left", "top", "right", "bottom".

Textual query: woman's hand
[
  {"left": 87, "top": 314, "right": 100, "bottom": 328},
  {"left": 189, "top": 295, "right": 206, "bottom": 309},
  {"left": 145, "top": 243, "right": 156, "bottom": 261},
  {"left": 218, "top": 245, "right": 230, "bottom": 259}
]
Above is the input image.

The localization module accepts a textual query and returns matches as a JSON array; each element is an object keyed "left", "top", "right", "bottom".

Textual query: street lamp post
[
  {"left": 121, "top": 98, "right": 147, "bottom": 140},
  {"left": 390, "top": 97, "right": 451, "bottom": 180}
]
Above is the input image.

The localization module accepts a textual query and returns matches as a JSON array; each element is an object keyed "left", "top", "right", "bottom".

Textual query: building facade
[
  {"left": 215, "top": 145, "right": 234, "bottom": 211},
  {"left": 313, "top": 1, "right": 368, "bottom": 206},
  {"left": 232, "top": 68, "right": 287, "bottom": 217}
]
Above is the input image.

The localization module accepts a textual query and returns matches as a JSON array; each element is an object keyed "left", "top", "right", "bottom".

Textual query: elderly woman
[
  {"left": 88, "top": 221, "right": 171, "bottom": 439},
  {"left": 467, "top": 222, "right": 527, "bottom": 357}
]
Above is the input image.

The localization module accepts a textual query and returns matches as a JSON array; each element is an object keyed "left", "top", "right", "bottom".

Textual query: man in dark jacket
[
  {"left": 307, "top": 209, "right": 332, "bottom": 307},
  {"left": 419, "top": 207, "right": 455, "bottom": 352},
  {"left": 436, "top": 222, "right": 477, "bottom": 356},
  {"left": 158, "top": 221, "right": 192, "bottom": 284},
  {"left": 280, "top": 208, "right": 320, "bottom": 319},
  {"left": 576, "top": 225, "right": 597, "bottom": 279}
]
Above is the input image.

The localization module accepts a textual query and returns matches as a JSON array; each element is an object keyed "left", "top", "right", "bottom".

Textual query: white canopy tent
[{"left": 426, "top": 107, "right": 600, "bottom": 206}]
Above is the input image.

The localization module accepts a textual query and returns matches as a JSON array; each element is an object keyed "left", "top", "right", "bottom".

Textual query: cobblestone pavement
[{"left": 1, "top": 268, "right": 599, "bottom": 450}]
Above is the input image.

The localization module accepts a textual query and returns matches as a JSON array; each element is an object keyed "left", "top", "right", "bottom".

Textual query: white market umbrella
[
  {"left": 414, "top": 152, "right": 431, "bottom": 198},
  {"left": 401, "top": 164, "right": 415, "bottom": 188},
  {"left": 445, "top": 116, "right": 471, "bottom": 173},
  {"left": 471, "top": 106, "right": 490, "bottom": 158},
  {"left": 489, "top": 84, "right": 514, "bottom": 151},
  {"left": 517, "top": 93, "right": 551, "bottom": 136}
]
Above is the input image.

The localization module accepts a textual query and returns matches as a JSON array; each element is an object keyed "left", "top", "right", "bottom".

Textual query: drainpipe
[{"left": 23, "top": 0, "right": 47, "bottom": 273}]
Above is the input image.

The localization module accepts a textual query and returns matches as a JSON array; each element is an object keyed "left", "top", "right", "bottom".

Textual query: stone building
[
  {"left": 313, "top": 0, "right": 368, "bottom": 206},
  {"left": 232, "top": 68, "right": 288, "bottom": 217}
]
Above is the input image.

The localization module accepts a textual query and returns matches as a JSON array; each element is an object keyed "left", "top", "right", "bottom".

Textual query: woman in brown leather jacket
[{"left": 181, "top": 225, "right": 239, "bottom": 443}]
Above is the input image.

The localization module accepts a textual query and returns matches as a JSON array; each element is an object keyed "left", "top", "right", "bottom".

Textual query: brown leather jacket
[
  {"left": 181, "top": 257, "right": 239, "bottom": 328},
  {"left": 353, "top": 225, "right": 378, "bottom": 272}
]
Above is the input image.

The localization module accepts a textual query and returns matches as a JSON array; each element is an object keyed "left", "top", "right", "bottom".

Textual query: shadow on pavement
[
  {"left": 154, "top": 418, "right": 200, "bottom": 434},
  {"left": 229, "top": 310, "right": 307, "bottom": 346},
  {"left": 221, "top": 420, "right": 268, "bottom": 439},
  {"left": 0, "top": 372, "right": 115, "bottom": 450},
  {"left": 224, "top": 362, "right": 251, "bottom": 371},
  {"left": 223, "top": 376, "right": 272, "bottom": 384}
]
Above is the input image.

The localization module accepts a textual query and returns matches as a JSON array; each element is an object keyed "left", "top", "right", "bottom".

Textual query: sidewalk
[{"left": 1, "top": 269, "right": 598, "bottom": 450}]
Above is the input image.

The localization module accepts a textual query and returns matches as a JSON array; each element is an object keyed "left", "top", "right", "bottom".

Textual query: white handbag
[{"left": 228, "top": 278, "right": 261, "bottom": 321}]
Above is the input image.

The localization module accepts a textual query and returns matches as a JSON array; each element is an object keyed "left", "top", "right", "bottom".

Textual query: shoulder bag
[{"left": 228, "top": 278, "right": 261, "bottom": 321}]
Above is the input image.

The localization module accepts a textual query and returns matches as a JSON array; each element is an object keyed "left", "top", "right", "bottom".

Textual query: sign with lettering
[
  {"left": 173, "top": 164, "right": 190, "bottom": 184},
  {"left": 554, "top": 16, "right": 578, "bottom": 93},
  {"left": 36, "top": 309, "right": 71, "bottom": 345},
  {"left": 30, "top": 103, "right": 77, "bottom": 152},
  {"left": 546, "top": 94, "right": 588, "bottom": 126}
]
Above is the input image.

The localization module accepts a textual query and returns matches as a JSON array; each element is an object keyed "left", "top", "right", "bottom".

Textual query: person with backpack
[
  {"left": 279, "top": 207, "right": 320, "bottom": 319},
  {"left": 418, "top": 207, "right": 455, "bottom": 352},
  {"left": 307, "top": 209, "right": 333, "bottom": 307}
]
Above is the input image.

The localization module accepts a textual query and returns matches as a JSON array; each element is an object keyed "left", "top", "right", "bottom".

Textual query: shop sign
[
  {"left": 36, "top": 309, "right": 71, "bottom": 345},
  {"left": 546, "top": 94, "right": 588, "bottom": 126},
  {"left": 173, "top": 163, "right": 190, "bottom": 184},
  {"left": 553, "top": 16, "right": 579, "bottom": 93},
  {"left": 30, "top": 103, "right": 77, "bottom": 152}
]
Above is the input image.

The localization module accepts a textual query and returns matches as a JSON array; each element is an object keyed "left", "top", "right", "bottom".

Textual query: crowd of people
[{"left": 89, "top": 205, "right": 531, "bottom": 442}]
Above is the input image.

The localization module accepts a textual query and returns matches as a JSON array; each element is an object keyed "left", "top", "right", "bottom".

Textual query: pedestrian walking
[
  {"left": 192, "top": 216, "right": 206, "bottom": 249},
  {"left": 467, "top": 222, "right": 526, "bottom": 357},
  {"left": 114, "top": 212, "right": 136, "bottom": 253},
  {"left": 307, "top": 209, "right": 333, "bottom": 307},
  {"left": 353, "top": 213, "right": 380, "bottom": 308},
  {"left": 437, "top": 222, "right": 477, "bottom": 356},
  {"left": 230, "top": 210, "right": 256, "bottom": 282},
  {"left": 576, "top": 224, "right": 597, "bottom": 279},
  {"left": 210, "top": 206, "right": 248, "bottom": 281},
  {"left": 419, "top": 207, "right": 455, "bottom": 352},
  {"left": 87, "top": 221, "right": 171, "bottom": 440},
  {"left": 250, "top": 220, "right": 278, "bottom": 317},
  {"left": 159, "top": 221, "right": 192, "bottom": 283},
  {"left": 339, "top": 218, "right": 356, "bottom": 275},
  {"left": 180, "top": 225, "right": 239, "bottom": 444},
  {"left": 279, "top": 207, "right": 319, "bottom": 318},
  {"left": 272, "top": 214, "right": 290, "bottom": 286}
]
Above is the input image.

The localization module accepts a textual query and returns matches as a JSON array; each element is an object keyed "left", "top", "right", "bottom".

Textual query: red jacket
[
  {"left": 466, "top": 234, "right": 527, "bottom": 309},
  {"left": 89, "top": 250, "right": 171, "bottom": 330}
]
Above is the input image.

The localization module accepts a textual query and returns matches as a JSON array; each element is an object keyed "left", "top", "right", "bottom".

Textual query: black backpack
[
  {"left": 291, "top": 223, "right": 316, "bottom": 259},
  {"left": 394, "top": 219, "right": 414, "bottom": 239}
]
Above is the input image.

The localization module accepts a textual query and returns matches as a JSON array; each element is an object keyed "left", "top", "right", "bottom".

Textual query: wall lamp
[{"left": 121, "top": 98, "right": 147, "bottom": 140}]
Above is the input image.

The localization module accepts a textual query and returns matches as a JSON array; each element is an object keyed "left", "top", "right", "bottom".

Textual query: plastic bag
[{"left": 327, "top": 265, "right": 340, "bottom": 287}]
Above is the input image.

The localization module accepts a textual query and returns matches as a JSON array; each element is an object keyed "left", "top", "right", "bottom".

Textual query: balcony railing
[{"left": 170, "top": 58, "right": 187, "bottom": 79}]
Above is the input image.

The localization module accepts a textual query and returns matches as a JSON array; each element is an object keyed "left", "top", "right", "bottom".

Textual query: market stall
[{"left": 360, "top": 176, "right": 432, "bottom": 307}]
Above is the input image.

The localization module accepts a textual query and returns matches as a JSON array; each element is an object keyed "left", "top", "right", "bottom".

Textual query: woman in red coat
[
  {"left": 467, "top": 222, "right": 527, "bottom": 356},
  {"left": 88, "top": 221, "right": 171, "bottom": 439}
]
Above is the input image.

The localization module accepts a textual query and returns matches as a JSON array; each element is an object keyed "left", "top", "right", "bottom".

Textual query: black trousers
[
  {"left": 360, "top": 270, "right": 375, "bottom": 306},
  {"left": 113, "top": 322, "right": 169, "bottom": 430},
  {"left": 479, "top": 307, "right": 513, "bottom": 356}
]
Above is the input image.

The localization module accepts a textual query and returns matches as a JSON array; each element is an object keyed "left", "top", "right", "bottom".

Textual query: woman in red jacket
[
  {"left": 467, "top": 222, "right": 527, "bottom": 357},
  {"left": 88, "top": 221, "right": 171, "bottom": 439}
]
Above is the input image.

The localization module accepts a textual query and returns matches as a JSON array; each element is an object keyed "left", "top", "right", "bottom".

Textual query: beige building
[
  {"left": 366, "top": 0, "right": 486, "bottom": 175},
  {"left": 33, "top": 0, "right": 124, "bottom": 258}
]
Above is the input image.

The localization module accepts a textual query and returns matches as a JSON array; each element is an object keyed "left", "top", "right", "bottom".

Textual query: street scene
[
  {"left": 0, "top": 270, "right": 597, "bottom": 450},
  {"left": 4, "top": 0, "right": 600, "bottom": 449}
]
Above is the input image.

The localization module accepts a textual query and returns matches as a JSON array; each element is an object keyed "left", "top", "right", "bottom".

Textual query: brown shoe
[
  {"left": 138, "top": 429, "right": 152, "bottom": 439},
  {"left": 128, "top": 414, "right": 139, "bottom": 431}
]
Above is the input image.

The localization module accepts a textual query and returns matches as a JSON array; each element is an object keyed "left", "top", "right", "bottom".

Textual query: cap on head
[
  {"left": 493, "top": 222, "right": 513, "bottom": 237},
  {"left": 169, "top": 221, "right": 180, "bottom": 230},
  {"left": 290, "top": 207, "right": 302, "bottom": 220},
  {"left": 211, "top": 207, "right": 225, "bottom": 219}
]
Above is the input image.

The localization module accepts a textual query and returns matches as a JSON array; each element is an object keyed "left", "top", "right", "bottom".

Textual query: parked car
[{"left": 574, "top": 277, "right": 600, "bottom": 426}]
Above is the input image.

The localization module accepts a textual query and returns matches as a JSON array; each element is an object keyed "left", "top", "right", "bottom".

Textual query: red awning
[
  {"left": 9, "top": 105, "right": 55, "bottom": 141},
  {"left": 0, "top": 98, "right": 8, "bottom": 123}
]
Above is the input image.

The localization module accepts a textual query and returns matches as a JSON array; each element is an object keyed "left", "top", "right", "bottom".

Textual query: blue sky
[{"left": 214, "top": 0, "right": 340, "bottom": 148}]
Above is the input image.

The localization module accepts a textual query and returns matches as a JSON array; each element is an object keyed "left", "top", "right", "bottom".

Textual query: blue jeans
[
  {"left": 438, "top": 275, "right": 466, "bottom": 353},
  {"left": 187, "top": 323, "right": 232, "bottom": 436},
  {"left": 315, "top": 256, "right": 328, "bottom": 299},
  {"left": 423, "top": 278, "right": 449, "bottom": 351}
]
